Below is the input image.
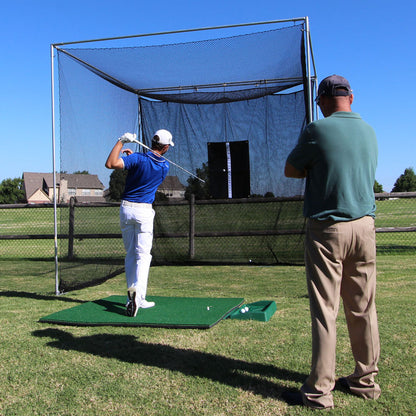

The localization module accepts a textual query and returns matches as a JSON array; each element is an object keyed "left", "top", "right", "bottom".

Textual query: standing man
[
  {"left": 105, "top": 129, "right": 174, "bottom": 317},
  {"left": 284, "top": 75, "right": 380, "bottom": 409}
]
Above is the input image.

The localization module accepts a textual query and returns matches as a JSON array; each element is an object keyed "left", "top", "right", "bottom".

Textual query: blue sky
[{"left": 0, "top": 0, "right": 414, "bottom": 192}]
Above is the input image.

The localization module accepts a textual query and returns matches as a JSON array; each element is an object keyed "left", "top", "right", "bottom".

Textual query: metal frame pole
[
  {"left": 304, "top": 17, "right": 318, "bottom": 121},
  {"left": 50, "top": 44, "right": 60, "bottom": 295},
  {"left": 304, "top": 17, "right": 313, "bottom": 123},
  {"left": 52, "top": 17, "right": 308, "bottom": 47},
  {"left": 308, "top": 30, "right": 319, "bottom": 120}
]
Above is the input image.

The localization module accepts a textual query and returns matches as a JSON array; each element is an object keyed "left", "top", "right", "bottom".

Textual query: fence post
[
  {"left": 189, "top": 194, "right": 195, "bottom": 259},
  {"left": 68, "top": 197, "right": 75, "bottom": 259}
]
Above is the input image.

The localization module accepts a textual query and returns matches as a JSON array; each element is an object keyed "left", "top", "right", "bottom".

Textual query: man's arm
[
  {"left": 284, "top": 161, "right": 307, "bottom": 178},
  {"left": 105, "top": 140, "right": 125, "bottom": 170}
]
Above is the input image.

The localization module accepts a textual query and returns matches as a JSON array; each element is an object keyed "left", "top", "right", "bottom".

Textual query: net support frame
[
  {"left": 50, "top": 44, "right": 60, "bottom": 295},
  {"left": 50, "top": 18, "right": 318, "bottom": 294}
]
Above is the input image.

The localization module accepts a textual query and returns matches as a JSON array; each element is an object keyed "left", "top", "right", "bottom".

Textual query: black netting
[
  {"left": 152, "top": 198, "right": 306, "bottom": 265},
  {"left": 59, "top": 25, "right": 304, "bottom": 103},
  {"left": 139, "top": 93, "right": 306, "bottom": 197},
  {"left": 55, "top": 21, "right": 313, "bottom": 291}
]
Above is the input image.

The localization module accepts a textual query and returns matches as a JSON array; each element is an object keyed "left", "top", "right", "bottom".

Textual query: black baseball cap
[{"left": 316, "top": 75, "right": 352, "bottom": 102}]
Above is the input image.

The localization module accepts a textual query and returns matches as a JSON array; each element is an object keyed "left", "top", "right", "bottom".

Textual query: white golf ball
[
  {"left": 245, "top": 306, "right": 249, "bottom": 312},
  {"left": 240, "top": 308, "right": 246, "bottom": 313},
  {"left": 207, "top": 306, "right": 210, "bottom": 311}
]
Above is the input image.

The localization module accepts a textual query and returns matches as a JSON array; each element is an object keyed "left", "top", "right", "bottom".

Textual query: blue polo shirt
[{"left": 121, "top": 152, "right": 169, "bottom": 203}]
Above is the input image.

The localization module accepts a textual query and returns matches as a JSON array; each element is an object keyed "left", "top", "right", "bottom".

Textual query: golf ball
[
  {"left": 245, "top": 306, "right": 249, "bottom": 312},
  {"left": 240, "top": 308, "right": 246, "bottom": 313},
  {"left": 207, "top": 306, "right": 210, "bottom": 311}
]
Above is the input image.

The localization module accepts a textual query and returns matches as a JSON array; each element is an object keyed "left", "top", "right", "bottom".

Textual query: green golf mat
[{"left": 39, "top": 296, "right": 245, "bottom": 329}]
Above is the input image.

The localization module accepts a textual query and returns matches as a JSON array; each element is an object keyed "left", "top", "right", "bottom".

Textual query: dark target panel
[{"left": 207, "top": 140, "right": 250, "bottom": 199}]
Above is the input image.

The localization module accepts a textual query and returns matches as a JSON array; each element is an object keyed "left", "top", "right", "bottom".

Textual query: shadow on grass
[
  {"left": 33, "top": 328, "right": 307, "bottom": 399},
  {"left": 0, "top": 290, "right": 86, "bottom": 304}
]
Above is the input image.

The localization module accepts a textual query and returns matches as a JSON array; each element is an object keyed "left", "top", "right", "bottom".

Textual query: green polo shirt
[{"left": 287, "top": 112, "right": 378, "bottom": 221}]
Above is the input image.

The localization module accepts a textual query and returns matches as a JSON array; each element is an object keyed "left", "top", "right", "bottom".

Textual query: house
[
  {"left": 23, "top": 172, "right": 106, "bottom": 204},
  {"left": 158, "top": 176, "right": 186, "bottom": 199}
]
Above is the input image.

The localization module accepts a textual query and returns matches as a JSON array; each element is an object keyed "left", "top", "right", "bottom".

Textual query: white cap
[{"left": 153, "top": 129, "right": 174, "bottom": 146}]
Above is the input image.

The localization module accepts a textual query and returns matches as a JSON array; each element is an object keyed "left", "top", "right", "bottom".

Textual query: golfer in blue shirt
[{"left": 106, "top": 129, "right": 174, "bottom": 316}]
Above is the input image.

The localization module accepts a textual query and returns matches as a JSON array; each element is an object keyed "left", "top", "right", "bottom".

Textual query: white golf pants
[{"left": 120, "top": 200, "right": 155, "bottom": 301}]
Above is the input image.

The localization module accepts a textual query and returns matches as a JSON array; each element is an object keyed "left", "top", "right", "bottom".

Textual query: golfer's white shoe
[{"left": 139, "top": 300, "right": 155, "bottom": 309}]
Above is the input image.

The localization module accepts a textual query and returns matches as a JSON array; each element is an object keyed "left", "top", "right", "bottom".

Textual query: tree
[
  {"left": 392, "top": 167, "right": 416, "bottom": 192},
  {"left": 373, "top": 180, "right": 384, "bottom": 193},
  {"left": 184, "top": 163, "right": 210, "bottom": 200},
  {"left": 0, "top": 177, "right": 25, "bottom": 204},
  {"left": 108, "top": 169, "right": 127, "bottom": 201},
  {"left": 155, "top": 191, "right": 169, "bottom": 202}
]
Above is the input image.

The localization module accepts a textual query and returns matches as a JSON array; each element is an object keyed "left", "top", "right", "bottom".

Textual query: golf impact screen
[{"left": 54, "top": 20, "right": 315, "bottom": 291}]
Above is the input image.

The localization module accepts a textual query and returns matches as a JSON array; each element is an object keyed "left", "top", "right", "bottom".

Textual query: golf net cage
[{"left": 52, "top": 19, "right": 317, "bottom": 292}]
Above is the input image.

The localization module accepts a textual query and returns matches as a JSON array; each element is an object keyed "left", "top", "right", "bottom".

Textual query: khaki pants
[{"left": 301, "top": 216, "right": 381, "bottom": 408}]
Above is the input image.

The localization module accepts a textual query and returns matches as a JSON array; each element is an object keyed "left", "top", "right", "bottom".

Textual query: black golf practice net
[{"left": 54, "top": 20, "right": 316, "bottom": 291}]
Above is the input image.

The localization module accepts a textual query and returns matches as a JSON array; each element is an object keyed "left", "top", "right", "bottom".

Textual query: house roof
[
  {"left": 158, "top": 176, "right": 186, "bottom": 191},
  {"left": 23, "top": 172, "right": 105, "bottom": 200},
  {"left": 59, "top": 173, "right": 104, "bottom": 189},
  {"left": 22, "top": 172, "right": 52, "bottom": 200}
]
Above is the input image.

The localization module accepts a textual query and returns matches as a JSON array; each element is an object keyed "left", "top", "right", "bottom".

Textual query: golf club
[{"left": 131, "top": 138, "right": 206, "bottom": 183}]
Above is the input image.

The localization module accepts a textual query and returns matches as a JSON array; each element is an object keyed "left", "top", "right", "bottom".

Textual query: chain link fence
[{"left": 1, "top": 193, "right": 415, "bottom": 290}]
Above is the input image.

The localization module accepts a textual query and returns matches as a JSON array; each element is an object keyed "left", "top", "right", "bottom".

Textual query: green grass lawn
[
  {"left": 0, "top": 254, "right": 415, "bottom": 415},
  {"left": 1, "top": 198, "right": 415, "bottom": 262}
]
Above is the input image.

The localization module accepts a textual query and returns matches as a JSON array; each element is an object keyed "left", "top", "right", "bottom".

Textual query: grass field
[
  {"left": 1, "top": 197, "right": 415, "bottom": 235},
  {"left": 1, "top": 198, "right": 415, "bottom": 262},
  {"left": 1, "top": 253, "right": 415, "bottom": 415}
]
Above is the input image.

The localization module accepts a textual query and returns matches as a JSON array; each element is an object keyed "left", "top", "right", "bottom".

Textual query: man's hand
[{"left": 118, "top": 132, "right": 137, "bottom": 144}]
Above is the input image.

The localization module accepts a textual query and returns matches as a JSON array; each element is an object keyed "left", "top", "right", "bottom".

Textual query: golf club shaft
[{"left": 131, "top": 139, "right": 206, "bottom": 183}]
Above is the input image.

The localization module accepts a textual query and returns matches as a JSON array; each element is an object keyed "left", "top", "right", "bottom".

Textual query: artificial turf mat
[{"left": 39, "top": 295, "right": 245, "bottom": 329}]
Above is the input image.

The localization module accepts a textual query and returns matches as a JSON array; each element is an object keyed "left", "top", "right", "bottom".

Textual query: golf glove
[{"left": 118, "top": 132, "right": 137, "bottom": 144}]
